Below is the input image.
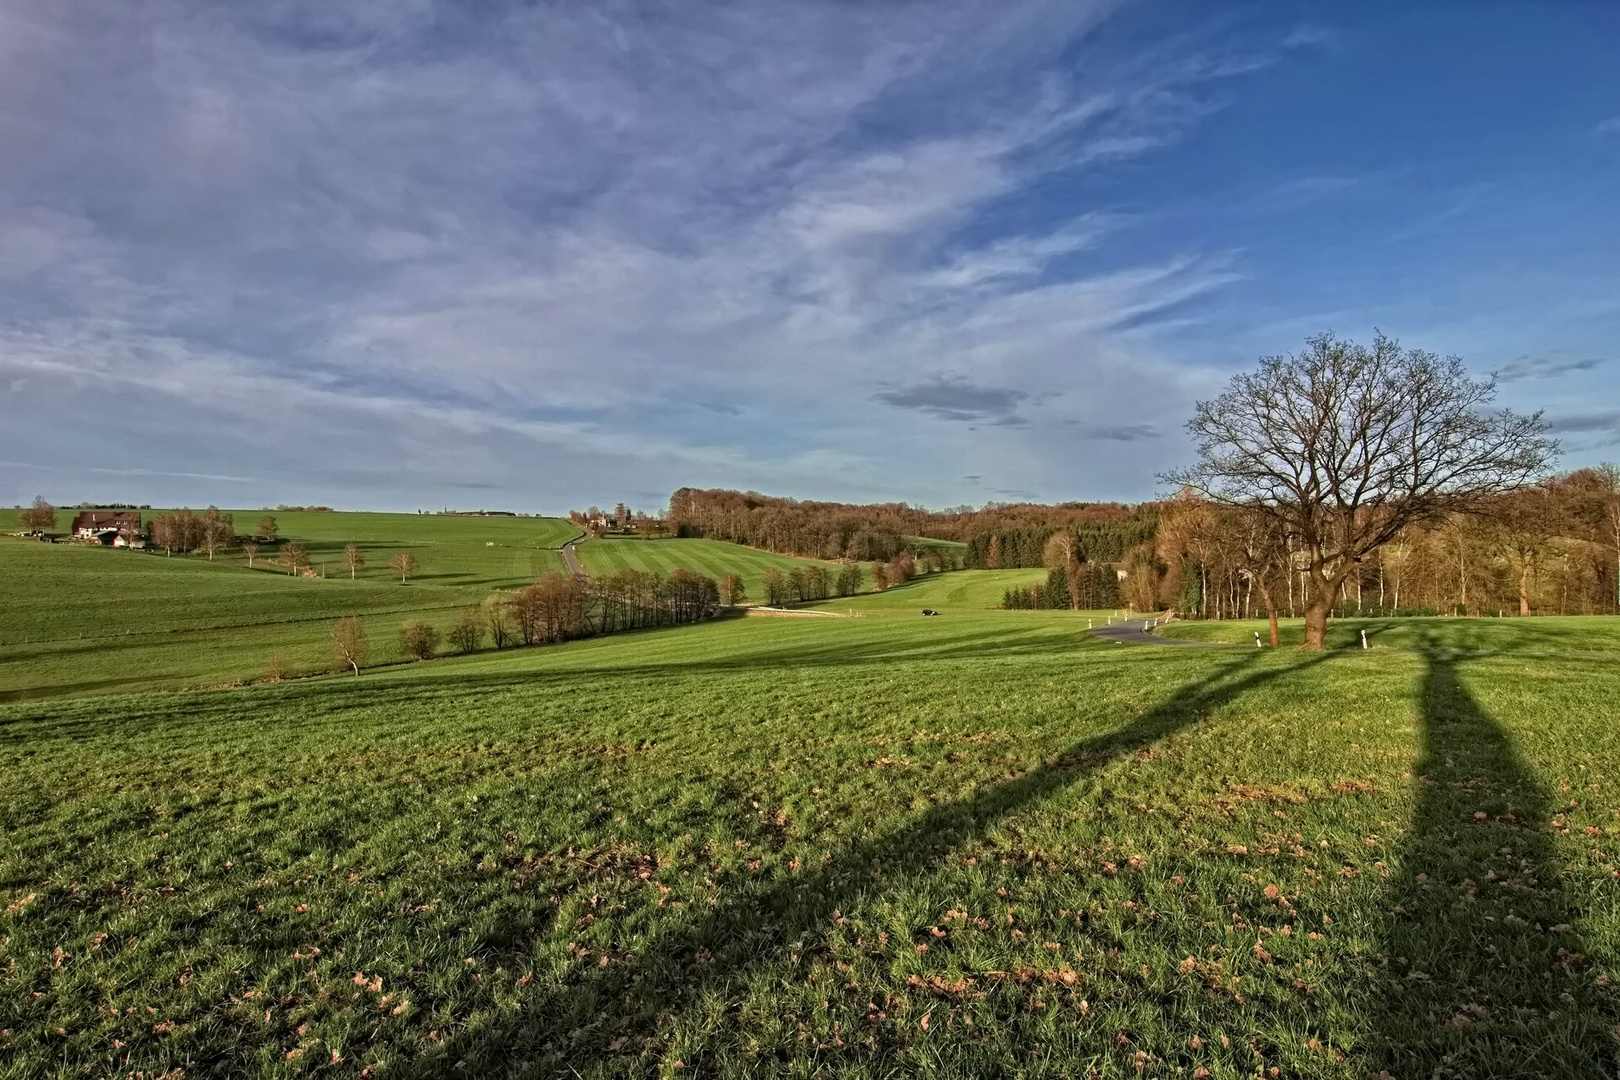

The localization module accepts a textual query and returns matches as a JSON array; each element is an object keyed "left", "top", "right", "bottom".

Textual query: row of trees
[
  {"left": 1002, "top": 561, "right": 1124, "bottom": 610},
  {"left": 1150, "top": 467, "right": 1620, "bottom": 625},
  {"left": 327, "top": 567, "right": 724, "bottom": 673},
  {"left": 964, "top": 514, "right": 1158, "bottom": 570},
  {"left": 667, "top": 487, "right": 1160, "bottom": 562}
]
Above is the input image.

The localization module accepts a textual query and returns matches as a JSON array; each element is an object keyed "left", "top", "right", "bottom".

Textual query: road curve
[
  {"left": 1087, "top": 619, "right": 1228, "bottom": 647},
  {"left": 559, "top": 530, "right": 589, "bottom": 581}
]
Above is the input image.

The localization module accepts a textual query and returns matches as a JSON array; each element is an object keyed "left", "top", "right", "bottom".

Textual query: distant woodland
[{"left": 670, "top": 470, "right": 1620, "bottom": 619}]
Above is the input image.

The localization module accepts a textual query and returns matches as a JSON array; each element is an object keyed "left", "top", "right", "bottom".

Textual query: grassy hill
[
  {"left": 0, "top": 512, "right": 575, "bottom": 699},
  {"left": 572, "top": 536, "right": 850, "bottom": 599},
  {"left": 2, "top": 611, "right": 1618, "bottom": 1076}
]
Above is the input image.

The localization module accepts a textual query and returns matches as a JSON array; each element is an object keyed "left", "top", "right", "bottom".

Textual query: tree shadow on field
[
  {"left": 413, "top": 650, "right": 1331, "bottom": 1078},
  {"left": 1366, "top": 644, "right": 1620, "bottom": 1077}
]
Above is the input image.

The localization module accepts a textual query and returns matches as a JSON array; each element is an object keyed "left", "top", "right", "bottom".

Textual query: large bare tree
[
  {"left": 19, "top": 496, "right": 56, "bottom": 533},
  {"left": 1164, "top": 332, "right": 1556, "bottom": 649}
]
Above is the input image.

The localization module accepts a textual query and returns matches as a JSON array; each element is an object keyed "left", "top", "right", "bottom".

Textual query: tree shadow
[
  {"left": 412, "top": 650, "right": 1330, "bottom": 1077},
  {"left": 1366, "top": 647, "right": 1619, "bottom": 1075}
]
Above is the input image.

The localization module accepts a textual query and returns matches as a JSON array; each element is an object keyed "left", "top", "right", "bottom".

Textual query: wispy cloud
[
  {"left": 0, "top": 0, "right": 1315, "bottom": 507},
  {"left": 1495, "top": 356, "right": 1608, "bottom": 382}
]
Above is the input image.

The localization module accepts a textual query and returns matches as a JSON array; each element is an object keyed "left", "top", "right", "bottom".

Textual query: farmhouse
[{"left": 70, "top": 510, "right": 145, "bottom": 547}]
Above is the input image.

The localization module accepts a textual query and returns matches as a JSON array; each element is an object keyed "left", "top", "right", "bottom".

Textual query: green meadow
[
  {"left": 574, "top": 537, "right": 851, "bottom": 600},
  {"left": 3, "top": 603, "right": 1619, "bottom": 1077},
  {"left": 803, "top": 566, "right": 1049, "bottom": 614},
  {"left": 0, "top": 516, "right": 844, "bottom": 700},
  {"left": 3, "top": 514, "right": 1619, "bottom": 1075}
]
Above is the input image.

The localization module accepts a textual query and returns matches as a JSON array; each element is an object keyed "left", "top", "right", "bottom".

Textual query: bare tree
[
  {"left": 482, "top": 593, "right": 513, "bottom": 649},
  {"left": 761, "top": 567, "right": 788, "bottom": 605},
  {"left": 241, "top": 540, "right": 259, "bottom": 568},
  {"left": 331, "top": 617, "right": 367, "bottom": 674},
  {"left": 1228, "top": 507, "right": 1289, "bottom": 646},
  {"left": 256, "top": 515, "right": 278, "bottom": 542},
  {"left": 1492, "top": 486, "right": 1560, "bottom": 616},
  {"left": 399, "top": 619, "right": 440, "bottom": 660},
  {"left": 719, "top": 572, "right": 745, "bottom": 606},
  {"left": 19, "top": 496, "right": 56, "bottom": 533},
  {"left": 451, "top": 606, "right": 483, "bottom": 653},
  {"left": 343, "top": 543, "right": 365, "bottom": 579},
  {"left": 279, "top": 542, "right": 309, "bottom": 576},
  {"left": 199, "top": 507, "right": 234, "bottom": 561},
  {"left": 1165, "top": 332, "right": 1556, "bottom": 649},
  {"left": 389, "top": 551, "right": 418, "bottom": 583}
]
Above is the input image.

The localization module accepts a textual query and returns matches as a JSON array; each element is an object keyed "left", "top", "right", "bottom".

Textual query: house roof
[{"left": 71, "top": 511, "right": 142, "bottom": 532}]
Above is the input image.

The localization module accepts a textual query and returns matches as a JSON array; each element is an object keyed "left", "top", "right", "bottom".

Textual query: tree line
[
  {"left": 325, "top": 567, "right": 724, "bottom": 674},
  {"left": 666, "top": 487, "right": 1151, "bottom": 562},
  {"left": 1150, "top": 468, "right": 1620, "bottom": 624}
]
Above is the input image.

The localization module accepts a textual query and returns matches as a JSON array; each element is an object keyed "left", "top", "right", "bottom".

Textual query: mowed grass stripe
[{"left": 574, "top": 537, "right": 849, "bottom": 598}]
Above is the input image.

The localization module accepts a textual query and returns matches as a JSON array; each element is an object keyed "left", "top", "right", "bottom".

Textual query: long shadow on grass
[
  {"left": 416, "top": 650, "right": 1330, "bottom": 1077},
  {"left": 1365, "top": 648, "right": 1620, "bottom": 1076}
]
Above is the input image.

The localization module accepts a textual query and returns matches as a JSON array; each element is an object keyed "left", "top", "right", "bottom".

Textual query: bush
[
  {"left": 261, "top": 653, "right": 291, "bottom": 683},
  {"left": 450, "top": 606, "right": 482, "bottom": 653},
  {"left": 399, "top": 619, "right": 440, "bottom": 661}
]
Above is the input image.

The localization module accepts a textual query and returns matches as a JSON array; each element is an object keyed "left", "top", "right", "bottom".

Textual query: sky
[{"left": 2, "top": 0, "right": 1617, "bottom": 514}]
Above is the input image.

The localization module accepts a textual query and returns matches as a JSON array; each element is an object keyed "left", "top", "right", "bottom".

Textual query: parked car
[{"left": 921, "top": 609, "right": 939, "bottom": 616}]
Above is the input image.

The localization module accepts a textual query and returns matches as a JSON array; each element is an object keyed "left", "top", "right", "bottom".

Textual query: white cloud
[{"left": 0, "top": 0, "right": 1277, "bottom": 509}]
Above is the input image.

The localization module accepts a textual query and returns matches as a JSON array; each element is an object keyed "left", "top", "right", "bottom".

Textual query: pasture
[
  {"left": 803, "top": 567, "right": 1048, "bottom": 614},
  {"left": 3, "top": 610, "right": 1618, "bottom": 1077},
  {"left": 573, "top": 537, "right": 851, "bottom": 600},
  {"left": 0, "top": 516, "right": 849, "bottom": 700},
  {"left": 0, "top": 512, "right": 572, "bottom": 700}
]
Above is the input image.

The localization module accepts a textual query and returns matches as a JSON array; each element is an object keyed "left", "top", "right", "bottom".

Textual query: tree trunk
[
  {"left": 1257, "top": 579, "right": 1280, "bottom": 647},
  {"left": 1519, "top": 565, "right": 1531, "bottom": 617},
  {"left": 1302, "top": 599, "right": 1330, "bottom": 650}
]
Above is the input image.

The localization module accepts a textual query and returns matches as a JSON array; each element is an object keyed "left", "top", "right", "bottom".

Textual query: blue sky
[{"left": 1, "top": 0, "right": 1616, "bottom": 513}]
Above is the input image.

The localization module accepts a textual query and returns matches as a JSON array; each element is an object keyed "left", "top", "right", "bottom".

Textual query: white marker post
[
  {"left": 1361, "top": 629, "right": 1369, "bottom": 650},
  {"left": 1254, "top": 631, "right": 1262, "bottom": 648}
]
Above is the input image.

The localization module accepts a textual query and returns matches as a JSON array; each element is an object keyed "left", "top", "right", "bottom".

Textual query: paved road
[
  {"left": 559, "top": 530, "right": 588, "bottom": 581},
  {"left": 1087, "top": 619, "right": 1228, "bottom": 647}
]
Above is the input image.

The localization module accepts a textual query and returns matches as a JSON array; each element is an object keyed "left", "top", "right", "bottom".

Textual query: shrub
[{"left": 399, "top": 619, "right": 439, "bottom": 661}]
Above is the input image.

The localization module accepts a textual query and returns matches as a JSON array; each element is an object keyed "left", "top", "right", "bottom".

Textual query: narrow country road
[
  {"left": 1087, "top": 617, "right": 1227, "bottom": 647},
  {"left": 560, "top": 530, "right": 588, "bottom": 581}
]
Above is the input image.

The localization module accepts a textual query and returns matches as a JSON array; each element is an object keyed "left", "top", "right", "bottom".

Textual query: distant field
[
  {"left": 573, "top": 536, "right": 848, "bottom": 599},
  {"left": 1157, "top": 614, "right": 1620, "bottom": 654},
  {"left": 804, "top": 566, "right": 1048, "bottom": 613},
  {"left": 0, "top": 512, "right": 574, "bottom": 699},
  {"left": 3, "top": 612, "right": 1617, "bottom": 1076}
]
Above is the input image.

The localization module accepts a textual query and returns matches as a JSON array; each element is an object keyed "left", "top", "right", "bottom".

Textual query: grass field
[
  {"left": 1157, "top": 614, "right": 1620, "bottom": 655},
  {"left": 0, "top": 512, "right": 577, "bottom": 699},
  {"left": 3, "top": 609, "right": 1618, "bottom": 1077},
  {"left": 804, "top": 567, "right": 1048, "bottom": 614},
  {"left": 573, "top": 537, "right": 850, "bottom": 600}
]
